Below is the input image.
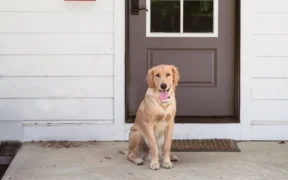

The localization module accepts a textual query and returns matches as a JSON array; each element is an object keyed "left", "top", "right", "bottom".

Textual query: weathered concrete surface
[{"left": 2, "top": 142, "right": 288, "bottom": 180}]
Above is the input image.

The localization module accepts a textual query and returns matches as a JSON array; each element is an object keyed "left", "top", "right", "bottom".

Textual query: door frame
[{"left": 125, "top": 0, "right": 241, "bottom": 124}]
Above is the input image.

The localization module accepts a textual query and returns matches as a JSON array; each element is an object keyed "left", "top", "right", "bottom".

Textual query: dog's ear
[
  {"left": 146, "top": 68, "right": 155, "bottom": 88},
  {"left": 172, "top": 65, "right": 180, "bottom": 86}
]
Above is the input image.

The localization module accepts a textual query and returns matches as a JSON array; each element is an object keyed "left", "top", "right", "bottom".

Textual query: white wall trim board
[
  {"left": 111, "top": 0, "right": 126, "bottom": 140},
  {"left": 23, "top": 120, "right": 114, "bottom": 126},
  {"left": 22, "top": 123, "right": 241, "bottom": 141},
  {"left": 0, "top": 121, "right": 22, "bottom": 141},
  {"left": 124, "top": 124, "right": 241, "bottom": 140},
  {"left": 239, "top": 0, "right": 253, "bottom": 141},
  {"left": 23, "top": 124, "right": 123, "bottom": 141},
  {"left": 251, "top": 121, "right": 288, "bottom": 126}
]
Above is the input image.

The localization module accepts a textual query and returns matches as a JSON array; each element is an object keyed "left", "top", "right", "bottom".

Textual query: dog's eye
[
  {"left": 166, "top": 73, "right": 170, "bottom": 77},
  {"left": 156, "top": 74, "right": 160, "bottom": 78}
]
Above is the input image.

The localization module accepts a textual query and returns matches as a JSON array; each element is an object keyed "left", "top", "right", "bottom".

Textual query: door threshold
[{"left": 126, "top": 116, "right": 239, "bottom": 124}]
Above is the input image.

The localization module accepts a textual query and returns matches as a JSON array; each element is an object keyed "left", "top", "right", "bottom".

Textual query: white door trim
[
  {"left": 113, "top": 0, "right": 126, "bottom": 140},
  {"left": 125, "top": 0, "right": 240, "bottom": 141}
]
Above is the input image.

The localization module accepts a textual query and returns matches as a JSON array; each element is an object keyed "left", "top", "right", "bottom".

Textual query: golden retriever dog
[{"left": 125, "top": 64, "right": 180, "bottom": 170}]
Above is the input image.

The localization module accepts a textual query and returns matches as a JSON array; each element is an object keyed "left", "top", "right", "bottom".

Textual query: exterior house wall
[
  {"left": 241, "top": 0, "right": 288, "bottom": 140},
  {"left": 0, "top": 0, "right": 125, "bottom": 141},
  {"left": 0, "top": 0, "right": 287, "bottom": 141}
]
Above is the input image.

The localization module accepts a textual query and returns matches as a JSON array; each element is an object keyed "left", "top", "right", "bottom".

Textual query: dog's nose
[{"left": 160, "top": 83, "right": 167, "bottom": 90}]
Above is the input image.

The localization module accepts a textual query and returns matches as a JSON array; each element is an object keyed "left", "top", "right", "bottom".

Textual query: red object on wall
[{"left": 65, "top": 0, "right": 96, "bottom": 1}]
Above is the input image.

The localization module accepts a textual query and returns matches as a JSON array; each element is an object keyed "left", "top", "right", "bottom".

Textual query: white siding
[
  {"left": 242, "top": 0, "right": 288, "bottom": 140},
  {"left": 0, "top": 34, "right": 113, "bottom": 54},
  {"left": 0, "top": 77, "right": 113, "bottom": 98},
  {"left": 0, "top": 55, "right": 113, "bottom": 76},
  {"left": 252, "top": 13, "right": 288, "bottom": 35},
  {"left": 0, "top": 0, "right": 113, "bottom": 12},
  {"left": 252, "top": 79, "right": 288, "bottom": 100},
  {"left": 0, "top": 121, "right": 22, "bottom": 141},
  {"left": 0, "top": 12, "right": 113, "bottom": 33},
  {"left": 251, "top": 36, "right": 288, "bottom": 57},
  {"left": 251, "top": 57, "right": 288, "bottom": 77},
  {"left": 251, "top": 0, "right": 288, "bottom": 13},
  {"left": 0, "top": 0, "right": 115, "bottom": 128},
  {"left": 0, "top": 99, "right": 113, "bottom": 121}
]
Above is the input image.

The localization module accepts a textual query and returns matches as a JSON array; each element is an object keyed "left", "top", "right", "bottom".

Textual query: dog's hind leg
[{"left": 127, "top": 126, "right": 144, "bottom": 165}]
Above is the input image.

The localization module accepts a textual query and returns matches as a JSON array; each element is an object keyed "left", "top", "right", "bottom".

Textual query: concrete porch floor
[{"left": 2, "top": 142, "right": 288, "bottom": 180}]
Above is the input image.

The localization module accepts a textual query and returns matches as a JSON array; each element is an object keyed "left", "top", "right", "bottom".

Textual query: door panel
[
  {"left": 148, "top": 49, "right": 216, "bottom": 87},
  {"left": 128, "top": 0, "right": 236, "bottom": 119}
]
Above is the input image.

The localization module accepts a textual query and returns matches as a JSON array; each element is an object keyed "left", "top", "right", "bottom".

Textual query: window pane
[
  {"left": 184, "top": 0, "right": 214, "bottom": 33},
  {"left": 151, "top": 0, "right": 180, "bottom": 33}
]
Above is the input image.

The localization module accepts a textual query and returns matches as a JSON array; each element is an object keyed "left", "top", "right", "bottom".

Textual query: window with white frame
[{"left": 146, "top": 0, "right": 218, "bottom": 37}]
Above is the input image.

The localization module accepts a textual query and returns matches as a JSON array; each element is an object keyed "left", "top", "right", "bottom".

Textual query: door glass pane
[
  {"left": 184, "top": 0, "right": 214, "bottom": 33},
  {"left": 151, "top": 0, "right": 180, "bottom": 33}
]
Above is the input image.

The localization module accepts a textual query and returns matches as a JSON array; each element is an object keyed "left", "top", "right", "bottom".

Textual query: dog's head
[{"left": 146, "top": 64, "right": 180, "bottom": 101}]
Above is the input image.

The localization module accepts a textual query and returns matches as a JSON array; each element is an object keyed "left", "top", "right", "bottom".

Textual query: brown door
[{"left": 127, "top": 0, "right": 237, "bottom": 121}]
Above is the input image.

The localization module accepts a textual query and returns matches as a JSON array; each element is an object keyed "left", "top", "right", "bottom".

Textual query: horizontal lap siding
[
  {"left": 0, "top": 34, "right": 113, "bottom": 54},
  {"left": 0, "top": 55, "right": 113, "bottom": 76},
  {"left": 251, "top": 57, "right": 288, "bottom": 78},
  {"left": 0, "top": 77, "right": 113, "bottom": 98},
  {"left": 0, "top": 12, "right": 113, "bottom": 33},
  {"left": 0, "top": 0, "right": 115, "bottom": 122},
  {"left": 251, "top": 125, "right": 288, "bottom": 140},
  {"left": 0, "top": 99, "right": 113, "bottom": 121},
  {"left": 251, "top": 101, "right": 288, "bottom": 121},
  {"left": 251, "top": 0, "right": 288, "bottom": 13},
  {"left": 0, "top": 0, "right": 113, "bottom": 12},
  {"left": 249, "top": 0, "right": 288, "bottom": 139},
  {"left": 252, "top": 14, "right": 288, "bottom": 35},
  {"left": 251, "top": 36, "right": 288, "bottom": 57},
  {"left": 252, "top": 79, "right": 288, "bottom": 100}
]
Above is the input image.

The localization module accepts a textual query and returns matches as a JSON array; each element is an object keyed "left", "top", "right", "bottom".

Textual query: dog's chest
[{"left": 154, "top": 113, "right": 172, "bottom": 138}]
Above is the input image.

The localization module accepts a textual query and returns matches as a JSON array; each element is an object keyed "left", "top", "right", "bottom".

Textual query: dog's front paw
[
  {"left": 150, "top": 161, "right": 160, "bottom": 170},
  {"left": 134, "top": 158, "right": 144, "bottom": 165},
  {"left": 162, "top": 161, "right": 173, "bottom": 169}
]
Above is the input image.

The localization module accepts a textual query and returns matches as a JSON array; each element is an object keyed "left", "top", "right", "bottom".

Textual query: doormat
[{"left": 171, "top": 139, "right": 241, "bottom": 152}]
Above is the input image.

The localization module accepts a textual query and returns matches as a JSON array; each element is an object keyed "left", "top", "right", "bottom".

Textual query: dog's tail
[{"left": 118, "top": 150, "right": 128, "bottom": 155}]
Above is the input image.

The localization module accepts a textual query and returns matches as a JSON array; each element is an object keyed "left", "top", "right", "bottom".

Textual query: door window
[{"left": 147, "top": 0, "right": 218, "bottom": 37}]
